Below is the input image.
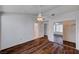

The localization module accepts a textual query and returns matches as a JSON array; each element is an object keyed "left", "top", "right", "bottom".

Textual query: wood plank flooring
[
  {"left": 63, "top": 40, "right": 76, "bottom": 48},
  {"left": 0, "top": 37, "right": 79, "bottom": 54}
]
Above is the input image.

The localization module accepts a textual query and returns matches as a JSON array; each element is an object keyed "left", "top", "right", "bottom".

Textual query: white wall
[
  {"left": 0, "top": 16, "right": 1, "bottom": 49},
  {"left": 47, "top": 18, "right": 54, "bottom": 42},
  {"left": 63, "top": 23, "right": 76, "bottom": 43},
  {"left": 39, "top": 22, "right": 44, "bottom": 38},
  {"left": 33, "top": 22, "right": 44, "bottom": 39},
  {"left": 1, "top": 14, "right": 35, "bottom": 50},
  {"left": 76, "top": 13, "right": 79, "bottom": 49},
  {"left": 33, "top": 23, "right": 39, "bottom": 39}
]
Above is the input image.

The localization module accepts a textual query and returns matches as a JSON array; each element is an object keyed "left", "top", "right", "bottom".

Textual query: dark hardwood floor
[
  {"left": 0, "top": 37, "right": 79, "bottom": 54},
  {"left": 63, "top": 40, "right": 76, "bottom": 48}
]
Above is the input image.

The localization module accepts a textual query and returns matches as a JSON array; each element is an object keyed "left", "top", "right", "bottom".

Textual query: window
[{"left": 54, "top": 23, "right": 63, "bottom": 33}]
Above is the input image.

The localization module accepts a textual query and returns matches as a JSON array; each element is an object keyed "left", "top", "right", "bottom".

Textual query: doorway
[
  {"left": 53, "top": 20, "right": 76, "bottom": 48},
  {"left": 44, "top": 21, "right": 48, "bottom": 37},
  {"left": 53, "top": 22, "right": 63, "bottom": 45}
]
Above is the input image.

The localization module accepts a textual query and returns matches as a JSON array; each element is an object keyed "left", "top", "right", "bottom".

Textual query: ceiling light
[{"left": 37, "top": 6, "right": 44, "bottom": 22}]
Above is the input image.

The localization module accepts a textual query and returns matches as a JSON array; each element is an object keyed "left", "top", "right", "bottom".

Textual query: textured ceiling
[
  {"left": 0, "top": 5, "right": 79, "bottom": 16},
  {"left": 0, "top": 5, "right": 59, "bottom": 15},
  {"left": 43, "top": 5, "right": 79, "bottom": 17}
]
